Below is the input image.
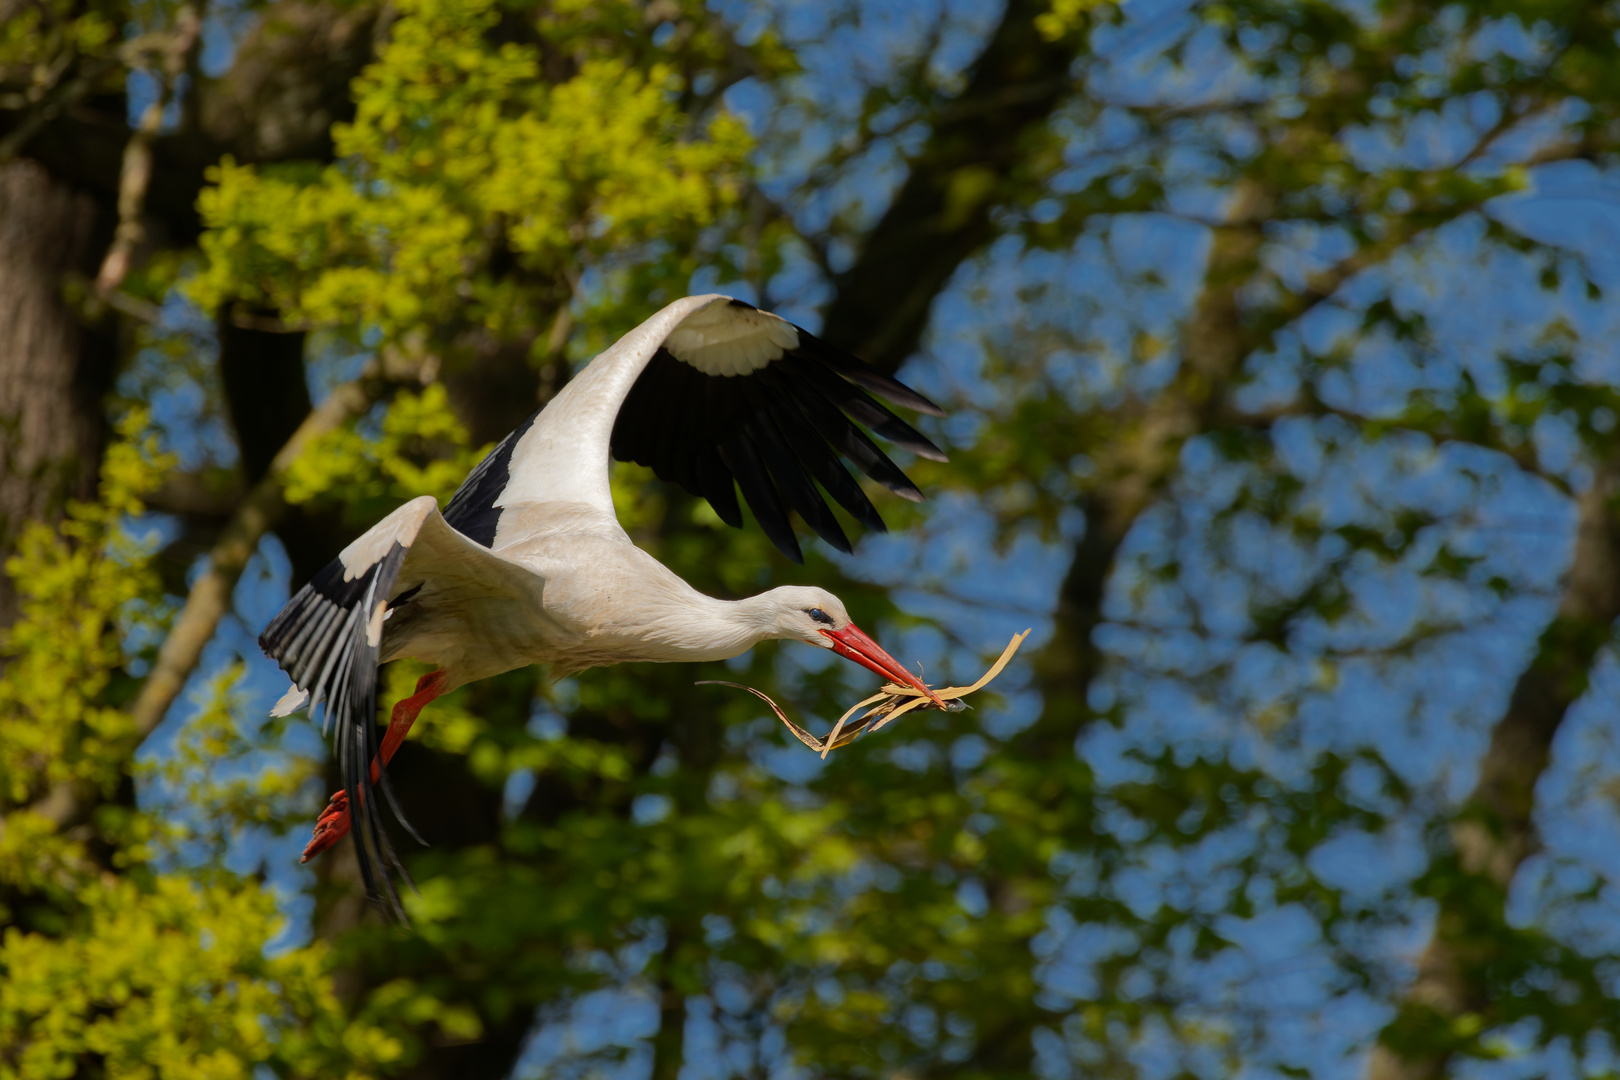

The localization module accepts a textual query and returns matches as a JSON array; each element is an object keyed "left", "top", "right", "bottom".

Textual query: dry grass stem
[{"left": 701, "top": 629, "right": 1032, "bottom": 757}]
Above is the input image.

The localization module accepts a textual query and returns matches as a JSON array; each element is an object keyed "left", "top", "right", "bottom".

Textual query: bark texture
[
  {"left": 0, "top": 160, "right": 114, "bottom": 627},
  {"left": 219, "top": 320, "right": 314, "bottom": 484},
  {"left": 197, "top": 0, "right": 381, "bottom": 166}
]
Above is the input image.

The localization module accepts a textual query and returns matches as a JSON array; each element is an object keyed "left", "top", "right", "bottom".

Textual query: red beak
[{"left": 821, "top": 623, "right": 948, "bottom": 708}]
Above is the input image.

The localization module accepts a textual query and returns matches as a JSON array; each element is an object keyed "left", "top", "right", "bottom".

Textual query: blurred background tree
[{"left": 4, "top": 0, "right": 1620, "bottom": 1077}]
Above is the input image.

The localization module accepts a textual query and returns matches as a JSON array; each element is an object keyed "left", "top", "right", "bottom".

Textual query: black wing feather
[
  {"left": 695, "top": 376, "right": 744, "bottom": 526},
  {"left": 738, "top": 384, "right": 852, "bottom": 553},
  {"left": 755, "top": 365, "right": 886, "bottom": 532},
  {"left": 794, "top": 333, "right": 945, "bottom": 416},
  {"left": 631, "top": 352, "right": 678, "bottom": 468},
  {"left": 609, "top": 317, "right": 945, "bottom": 560},
  {"left": 667, "top": 362, "right": 711, "bottom": 494},
  {"left": 613, "top": 349, "right": 676, "bottom": 480},
  {"left": 720, "top": 430, "right": 803, "bottom": 562},
  {"left": 793, "top": 356, "right": 947, "bottom": 462},
  {"left": 443, "top": 410, "right": 540, "bottom": 547},
  {"left": 697, "top": 441, "right": 743, "bottom": 527},
  {"left": 260, "top": 540, "right": 418, "bottom": 916},
  {"left": 649, "top": 358, "right": 700, "bottom": 490},
  {"left": 782, "top": 367, "right": 926, "bottom": 502}
]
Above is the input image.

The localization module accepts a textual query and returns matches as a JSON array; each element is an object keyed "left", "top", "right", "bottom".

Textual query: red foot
[
  {"left": 300, "top": 670, "right": 447, "bottom": 864},
  {"left": 301, "top": 790, "right": 351, "bottom": 862}
]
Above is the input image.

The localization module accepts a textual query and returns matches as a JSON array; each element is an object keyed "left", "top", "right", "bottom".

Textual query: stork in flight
[{"left": 261, "top": 294, "right": 949, "bottom": 906}]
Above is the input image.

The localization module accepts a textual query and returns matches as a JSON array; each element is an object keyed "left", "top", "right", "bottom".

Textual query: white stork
[{"left": 261, "top": 294, "right": 949, "bottom": 907}]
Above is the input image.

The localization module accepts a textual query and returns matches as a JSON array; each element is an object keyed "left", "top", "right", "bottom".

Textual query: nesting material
[{"left": 701, "top": 629, "right": 1032, "bottom": 757}]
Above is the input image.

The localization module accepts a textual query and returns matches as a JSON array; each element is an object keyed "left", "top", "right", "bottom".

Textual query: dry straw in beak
[{"left": 700, "top": 629, "right": 1032, "bottom": 757}]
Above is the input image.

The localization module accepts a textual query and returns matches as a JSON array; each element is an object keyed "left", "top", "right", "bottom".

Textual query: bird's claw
[{"left": 300, "top": 790, "right": 351, "bottom": 863}]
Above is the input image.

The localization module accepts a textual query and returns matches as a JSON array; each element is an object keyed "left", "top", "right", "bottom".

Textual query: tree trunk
[
  {"left": 215, "top": 314, "right": 363, "bottom": 584},
  {"left": 1366, "top": 454, "right": 1620, "bottom": 1080},
  {"left": 930, "top": 192, "right": 1274, "bottom": 1076},
  {"left": 0, "top": 160, "right": 114, "bottom": 628},
  {"left": 649, "top": 922, "right": 687, "bottom": 1080},
  {"left": 819, "top": 0, "right": 1076, "bottom": 372}
]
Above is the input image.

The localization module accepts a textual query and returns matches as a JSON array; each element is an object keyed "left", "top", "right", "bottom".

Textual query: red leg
[{"left": 301, "top": 670, "right": 448, "bottom": 863}]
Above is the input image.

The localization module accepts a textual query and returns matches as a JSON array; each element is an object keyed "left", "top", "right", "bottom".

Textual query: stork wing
[
  {"left": 448, "top": 295, "right": 947, "bottom": 561},
  {"left": 259, "top": 495, "right": 537, "bottom": 910},
  {"left": 611, "top": 299, "right": 946, "bottom": 561}
]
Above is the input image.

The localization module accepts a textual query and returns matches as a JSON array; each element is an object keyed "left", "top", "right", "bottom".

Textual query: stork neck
[
  {"left": 726, "top": 591, "right": 789, "bottom": 643},
  {"left": 617, "top": 589, "right": 790, "bottom": 665},
  {"left": 673, "top": 589, "right": 802, "bottom": 661}
]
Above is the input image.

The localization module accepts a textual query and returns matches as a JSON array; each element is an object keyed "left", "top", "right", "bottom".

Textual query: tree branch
[
  {"left": 9, "top": 363, "right": 394, "bottom": 837},
  {"left": 818, "top": 0, "right": 1080, "bottom": 371},
  {"left": 91, "top": 4, "right": 203, "bottom": 299},
  {"left": 131, "top": 365, "right": 393, "bottom": 741}
]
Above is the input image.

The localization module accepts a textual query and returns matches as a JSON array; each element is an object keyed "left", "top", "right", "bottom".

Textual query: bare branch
[
  {"left": 92, "top": 4, "right": 203, "bottom": 299},
  {"left": 9, "top": 362, "right": 394, "bottom": 837},
  {"left": 127, "top": 364, "right": 387, "bottom": 741}
]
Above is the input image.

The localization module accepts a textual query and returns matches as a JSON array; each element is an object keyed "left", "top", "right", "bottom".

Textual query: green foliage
[
  {"left": 0, "top": 411, "right": 170, "bottom": 813},
  {"left": 0, "top": 0, "right": 118, "bottom": 71},
  {"left": 190, "top": 0, "right": 751, "bottom": 346},
  {"left": 0, "top": 419, "right": 402, "bottom": 1078},
  {"left": 1036, "top": 0, "right": 1118, "bottom": 41},
  {"left": 0, "top": 876, "right": 394, "bottom": 1080},
  {"left": 145, "top": 663, "right": 318, "bottom": 856},
  {"left": 283, "top": 383, "right": 480, "bottom": 520}
]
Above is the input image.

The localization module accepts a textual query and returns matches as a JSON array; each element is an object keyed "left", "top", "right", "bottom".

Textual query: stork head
[{"left": 758, "top": 586, "right": 946, "bottom": 707}]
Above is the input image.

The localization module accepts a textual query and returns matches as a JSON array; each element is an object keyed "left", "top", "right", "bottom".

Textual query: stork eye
[{"left": 806, "top": 608, "right": 834, "bottom": 625}]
